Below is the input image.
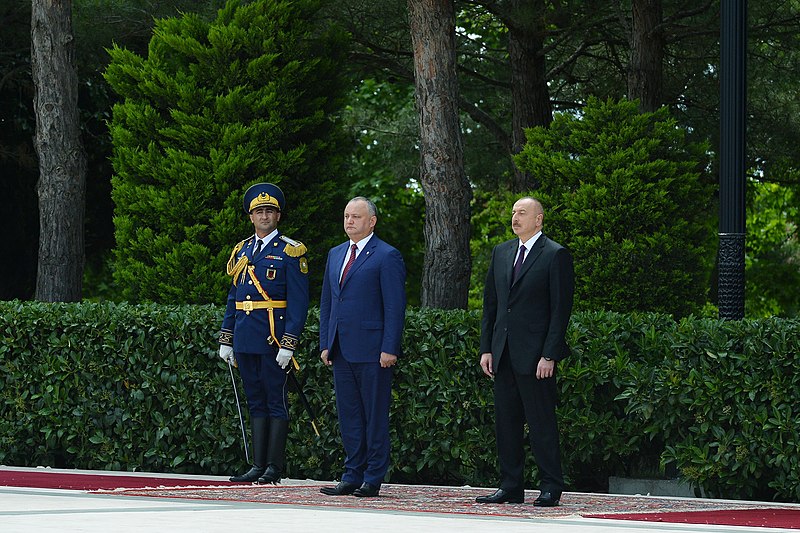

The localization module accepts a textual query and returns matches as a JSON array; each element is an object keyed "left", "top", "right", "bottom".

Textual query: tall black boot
[
  {"left": 230, "top": 417, "right": 269, "bottom": 482},
  {"left": 257, "top": 417, "right": 288, "bottom": 484}
]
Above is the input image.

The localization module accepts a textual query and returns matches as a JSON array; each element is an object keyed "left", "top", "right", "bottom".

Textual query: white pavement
[{"left": 1, "top": 468, "right": 797, "bottom": 533}]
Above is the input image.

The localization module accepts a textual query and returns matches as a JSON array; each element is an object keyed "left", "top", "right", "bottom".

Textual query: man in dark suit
[
  {"left": 218, "top": 183, "right": 310, "bottom": 485},
  {"left": 476, "top": 196, "right": 574, "bottom": 507},
  {"left": 318, "top": 196, "right": 406, "bottom": 498}
]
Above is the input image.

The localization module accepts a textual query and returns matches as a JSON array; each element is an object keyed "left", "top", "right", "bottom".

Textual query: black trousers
[{"left": 493, "top": 348, "right": 564, "bottom": 493}]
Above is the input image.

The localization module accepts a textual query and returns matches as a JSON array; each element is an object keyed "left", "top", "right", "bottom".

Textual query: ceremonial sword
[
  {"left": 288, "top": 356, "right": 320, "bottom": 437},
  {"left": 227, "top": 358, "right": 251, "bottom": 464}
]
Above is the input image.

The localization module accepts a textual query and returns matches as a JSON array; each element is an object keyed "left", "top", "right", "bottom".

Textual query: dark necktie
[
  {"left": 511, "top": 244, "right": 526, "bottom": 284},
  {"left": 254, "top": 239, "right": 263, "bottom": 257},
  {"left": 340, "top": 243, "right": 358, "bottom": 287}
]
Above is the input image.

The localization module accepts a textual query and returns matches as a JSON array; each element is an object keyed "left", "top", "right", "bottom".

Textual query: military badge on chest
[{"left": 266, "top": 268, "right": 277, "bottom": 280}]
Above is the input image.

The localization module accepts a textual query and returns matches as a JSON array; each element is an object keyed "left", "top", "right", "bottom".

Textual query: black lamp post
[{"left": 718, "top": 0, "right": 747, "bottom": 319}]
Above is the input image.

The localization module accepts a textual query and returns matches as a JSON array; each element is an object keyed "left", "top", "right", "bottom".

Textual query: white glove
[
  {"left": 219, "top": 345, "right": 234, "bottom": 364},
  {"left": 276, "top": 348, "right": 293, "bottom": 370}
]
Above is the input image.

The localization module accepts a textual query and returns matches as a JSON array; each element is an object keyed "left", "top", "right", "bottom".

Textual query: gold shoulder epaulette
[
  {"left": 280, "top": 235, "right": 307, "bottom": 257},
  {"left": 226, "top": 239, "right": 248, "bottom": 278}
]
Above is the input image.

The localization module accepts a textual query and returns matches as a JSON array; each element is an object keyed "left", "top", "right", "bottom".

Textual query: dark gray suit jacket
[{"left": 480, "top": 234, "right": 574, "bottom": 375}]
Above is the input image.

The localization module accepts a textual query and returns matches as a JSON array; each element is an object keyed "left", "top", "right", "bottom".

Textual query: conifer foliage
[
  {"left": 514, "top": 97, "right": 715, "bottom": 317},
  {"left": 104, "top": 0, "right": 348, "bottom": 303}
]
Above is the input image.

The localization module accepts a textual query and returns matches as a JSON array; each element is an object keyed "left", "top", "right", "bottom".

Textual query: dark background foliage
[
  {"left": 515, "top": 98, "right": 716, "bottom": 317},
  {"left": 2, "top": 0, "right": 799, "bottom": 315},
  {"left": 103, "top": 0, "right": 351, "bottom": 303}
]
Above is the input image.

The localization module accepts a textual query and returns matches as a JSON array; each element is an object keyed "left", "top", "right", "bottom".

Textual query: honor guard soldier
[{"left": 218, "top": 183, "right": 310, "bottom": 484}]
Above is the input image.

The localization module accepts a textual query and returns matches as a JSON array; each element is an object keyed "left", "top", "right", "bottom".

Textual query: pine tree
[
  {"left": 104, "top": 0, "right": 349, "bottom": 303},
  {"left": 514, "top": 97, "right": 715, "bottom": 317}
]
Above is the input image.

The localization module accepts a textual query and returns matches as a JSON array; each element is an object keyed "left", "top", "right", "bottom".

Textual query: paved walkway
[{"left": 1, "top": 467, "right": 796, "bottom": 533}]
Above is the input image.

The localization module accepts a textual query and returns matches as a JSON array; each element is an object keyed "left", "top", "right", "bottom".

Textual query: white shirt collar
[
  {"left": 254, "top": 229, "right": 279, "bottom": 247},
  {"left": 519, "top": 231, "right": 542, "bottom": 250},
  {"left": 349, "top": 232, "right": 374, "bottom": 252}
]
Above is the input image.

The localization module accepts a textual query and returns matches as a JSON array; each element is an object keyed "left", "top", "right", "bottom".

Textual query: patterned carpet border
[{"left": 95, "top": 483, "right": 797, "bottom": 522}]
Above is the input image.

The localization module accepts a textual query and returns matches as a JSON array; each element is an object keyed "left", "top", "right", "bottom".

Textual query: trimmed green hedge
[{"left": 1, "top": 302, "right": 798, "bottom": 501}]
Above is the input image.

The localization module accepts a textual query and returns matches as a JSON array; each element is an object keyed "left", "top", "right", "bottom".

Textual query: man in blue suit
[
  {"left": 218, "top": 183, "right": 310, "bottom": 485},
  {"left": 318, "top": 196, "right": 406, "bottom": 498}
]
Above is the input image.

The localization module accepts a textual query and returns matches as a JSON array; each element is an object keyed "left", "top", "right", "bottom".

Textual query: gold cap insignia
[{"left": 249, "top": 192, "right": 280, "bottom": 212}]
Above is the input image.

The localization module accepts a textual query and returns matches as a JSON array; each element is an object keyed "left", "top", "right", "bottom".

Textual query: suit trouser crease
[
  {"left": 332, "top": 355, "right": 392, "bottom": 487},
  {"left": 494, "top": 354, "right": 563, "bottom": 493}
]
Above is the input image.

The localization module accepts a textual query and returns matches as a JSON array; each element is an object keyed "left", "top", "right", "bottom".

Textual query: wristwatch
[{"left": 543, "top": 357, "right": 553, "bottom": 361}]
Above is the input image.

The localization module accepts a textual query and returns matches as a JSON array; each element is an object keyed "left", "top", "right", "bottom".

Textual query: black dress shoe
[
  {"left": 532, "top": 491, "right": 560, "bottom": 507},
  {"left": 320, "top": 481, "right": 360, "bottom": 496},
  {"left": 353, "top": 482, "right": 380, "bottom": 497},
  {"left": 229, "top": 466, "right": 265, "bottom": 483},
  {"left": 475, "top": 488, "right": 524, "bottom": 504}
]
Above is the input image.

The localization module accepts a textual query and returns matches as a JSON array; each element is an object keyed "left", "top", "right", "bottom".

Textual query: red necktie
[
  {"left": 340, "top": 243, "right": 358, "bottom": 287},
  {"left": 511, "top": 245, "right": 526, "bottom": 284}
]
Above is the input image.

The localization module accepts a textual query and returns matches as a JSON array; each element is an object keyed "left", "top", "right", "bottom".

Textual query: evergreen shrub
[
  {"left": 104, "top": 0, "right": 350, "bottom": 304},
  {"left": 512, "top": 97, "right": 717, "bottom": 317},
  {"left": 1, "top": 301, "right": 798, "bottom": 501}
]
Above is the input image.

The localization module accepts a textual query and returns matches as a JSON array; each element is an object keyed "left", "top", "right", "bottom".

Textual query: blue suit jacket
[{"left": 319, "top": 235, "right": 406, "bottom": 362}]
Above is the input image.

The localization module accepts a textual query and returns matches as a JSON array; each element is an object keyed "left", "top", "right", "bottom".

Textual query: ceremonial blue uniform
[
  {"left": 219, "top": 231, "right": 309, "bottom": 418},
  {"left": 219, "top": 182, "right": 309, "bottom": 485}
]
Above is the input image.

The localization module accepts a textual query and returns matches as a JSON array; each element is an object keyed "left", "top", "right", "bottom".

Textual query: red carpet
[
  {"left": 586, "top": 508, "right": 800, "bottom": 528},
  {"left": 101, "top": 482, "right": 800, "bottom": 527},
  {"left": 3, "top": 467, "right": 799, "bottom": 528},
  {"left": 0, "top": 468, "right": 225, "bottom": 491}
]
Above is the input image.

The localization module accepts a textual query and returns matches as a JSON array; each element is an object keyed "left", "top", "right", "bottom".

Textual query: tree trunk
[
  {"left": 408, "top": 0, "right": 471, "bottom": 309},
  {"left": 31, "top": 0, "right": 86, "bottom": 302},
  {"left": 507, "top": 0, "right": 552, "bottom": 192},
  {"left": 628, "top": 0, "right": 664, "bottom": 112}
]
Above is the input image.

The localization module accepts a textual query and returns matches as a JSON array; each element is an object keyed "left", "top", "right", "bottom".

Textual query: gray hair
[
  {"left": 517, "top": 196, "right": 544, "bottom": 214},
  {"left": 349, "top": 196, "right": 378, "bottom": 217}
]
